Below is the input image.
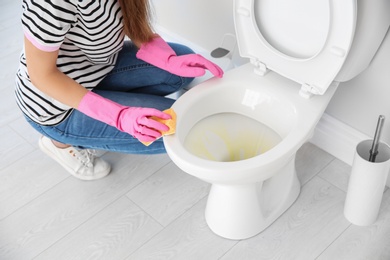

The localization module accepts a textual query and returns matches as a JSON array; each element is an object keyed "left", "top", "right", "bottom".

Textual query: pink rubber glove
[
  {"left": 136, "top": 36, "right": 224, "bottom": 78},
  {"left": 78, "top": 91, "right": 171, "bottom": 143}
]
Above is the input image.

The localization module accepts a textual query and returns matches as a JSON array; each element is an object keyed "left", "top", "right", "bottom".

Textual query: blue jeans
[{"left": 27, "top": 41, "right": 194, "bottom": 154}]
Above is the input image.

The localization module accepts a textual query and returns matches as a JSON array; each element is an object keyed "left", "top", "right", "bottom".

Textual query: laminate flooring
[{"left": 1, "top": 1, "right": 390, "bottom": 259}]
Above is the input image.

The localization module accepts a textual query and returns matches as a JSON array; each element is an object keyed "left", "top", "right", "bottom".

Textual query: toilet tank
[{"left": 335, "top": 0, "right": 390, "bottom": 82}]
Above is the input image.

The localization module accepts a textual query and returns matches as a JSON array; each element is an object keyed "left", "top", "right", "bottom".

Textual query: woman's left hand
[{"left": 136, "top": 36, "right": 224, "bottom": 78}]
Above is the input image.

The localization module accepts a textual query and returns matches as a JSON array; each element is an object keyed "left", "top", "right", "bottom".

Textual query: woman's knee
[{"left": 168, "top": 43, "right": 195, "bottom": 56}]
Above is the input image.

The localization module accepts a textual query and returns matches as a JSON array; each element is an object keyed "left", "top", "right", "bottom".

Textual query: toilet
[{"left": 163, "top": 0, "right": 390, "bottom": 240}]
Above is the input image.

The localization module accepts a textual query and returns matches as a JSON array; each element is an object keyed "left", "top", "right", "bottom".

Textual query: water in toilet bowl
[{"left": 184, "top": 112, "right": 281, "bottom": 162}]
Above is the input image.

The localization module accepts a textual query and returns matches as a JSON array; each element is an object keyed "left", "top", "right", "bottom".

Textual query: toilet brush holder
[{"left": 344, "top": 140, "right": 390, "bottom": 226}]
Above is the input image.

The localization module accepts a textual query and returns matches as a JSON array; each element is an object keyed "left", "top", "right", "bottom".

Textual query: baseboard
[
  {"left": 310, "top": 113, "right": 390, "bottom": 187},
  {"left": 310, "top": 113, "right": 370, "bottom": 165}
]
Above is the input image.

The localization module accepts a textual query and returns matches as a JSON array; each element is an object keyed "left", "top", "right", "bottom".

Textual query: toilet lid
[{"left": 234, "top": 0, "right": 357, "bottom": 95}]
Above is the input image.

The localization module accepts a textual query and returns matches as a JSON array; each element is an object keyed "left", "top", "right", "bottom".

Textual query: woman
[{"left": 16, "top": 0, "right": 223, "bottom": 180}]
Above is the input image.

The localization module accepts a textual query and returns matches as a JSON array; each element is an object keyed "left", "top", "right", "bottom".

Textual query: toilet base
[{"left": 204, "top": 157, "right": 300, "bottom": 240}]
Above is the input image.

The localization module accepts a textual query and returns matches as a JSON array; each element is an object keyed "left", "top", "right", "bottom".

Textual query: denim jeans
[{"left": 27, "top": 41, "right": 194, "bottom": 154}]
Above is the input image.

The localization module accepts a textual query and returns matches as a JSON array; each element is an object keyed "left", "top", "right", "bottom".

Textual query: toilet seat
[{"left": 234, "top": 0, "right": 357, "bottom": 96}]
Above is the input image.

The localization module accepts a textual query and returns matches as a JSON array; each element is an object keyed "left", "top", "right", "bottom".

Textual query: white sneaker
[{"left": 38, "top": 136, "right": 111, "bottom": 180}]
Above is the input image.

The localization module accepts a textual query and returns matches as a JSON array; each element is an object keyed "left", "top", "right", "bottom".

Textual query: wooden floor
[{"left": 1, "top": 1, "right": 390, "bottom": 259}]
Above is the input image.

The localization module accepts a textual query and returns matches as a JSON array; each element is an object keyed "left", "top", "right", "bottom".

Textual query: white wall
[
  {"left": 151, "top": 0, "right": 390, "bottom": 145},
  {"left": 327, "top": 31, "right": 390, "bottom": 144},
  {"left": 151, "top": 0, "right": 235, "bottom": 51}
]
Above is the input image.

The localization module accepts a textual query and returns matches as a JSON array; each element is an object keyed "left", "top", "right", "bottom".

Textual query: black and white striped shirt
[{"left": 15, "top": 0, "right": 124, "bottom": 125}]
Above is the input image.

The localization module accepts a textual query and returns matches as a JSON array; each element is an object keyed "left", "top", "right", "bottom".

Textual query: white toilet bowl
[
  {"left": 164, "top": 63, "right": 338, "bottom": 239},
  {"left": 163, "top": 0, "right": 390, "bottom": 240}
]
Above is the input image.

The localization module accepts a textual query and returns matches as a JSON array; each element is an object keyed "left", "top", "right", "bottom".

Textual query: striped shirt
[{"left": 15, "top": 0, "right": 124, "bottom": 125}]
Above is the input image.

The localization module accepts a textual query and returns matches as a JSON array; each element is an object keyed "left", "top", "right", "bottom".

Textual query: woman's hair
[{"left": 119, "top": 0, "right": 155, "bottom": 46}]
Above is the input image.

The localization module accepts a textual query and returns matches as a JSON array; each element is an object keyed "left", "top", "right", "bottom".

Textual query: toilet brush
[
  {"left": 369, "top": 115, "right": 385, "bottom": 162},
  {"left": 344, "top": 114, "right": 390, "bottom": 226}
]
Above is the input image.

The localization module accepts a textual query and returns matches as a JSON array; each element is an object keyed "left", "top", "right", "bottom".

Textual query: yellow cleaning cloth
[{"left": 141, "top": 108, "right": 177, "bottom": 146}]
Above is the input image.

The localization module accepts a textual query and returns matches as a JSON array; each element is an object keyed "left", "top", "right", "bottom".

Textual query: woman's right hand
[
  {"left": 115, "top": 106, "right": 171, "bottom": 142},
  {"left": 78, "top": 91, "right": 171, "bottom": 142}
]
